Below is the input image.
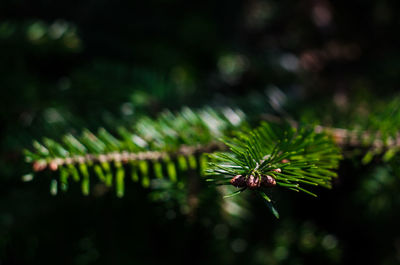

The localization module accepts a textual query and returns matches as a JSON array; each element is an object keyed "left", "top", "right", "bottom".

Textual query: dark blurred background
[{"left": 1, "top": 0, "right": 400, "bottom": 264}]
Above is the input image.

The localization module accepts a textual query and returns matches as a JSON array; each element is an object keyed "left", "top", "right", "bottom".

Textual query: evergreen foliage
[
  {"left": 22, "top": 95, "right": 400, "bottom": 218},
  {"left": 23, "top": 106, "right": 345, "bottom": 217},
  {"left": 3, "top": 0, "right": 400, "bottom": 263},
  {"left": 23, "top": 107, "right": 246, "bottom": 197},
  {"left": 207, "top": 122, "right": 341, "bottom": 217},
  {"left": 297, "top": 96, "right": 400, "bottom": 165}
]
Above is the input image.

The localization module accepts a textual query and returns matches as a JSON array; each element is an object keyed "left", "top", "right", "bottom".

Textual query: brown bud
[
  {"left": 230, "top": 175, "right": 247, "bottom": 188},
  {"left": 246, "top": 175, "right": 261, "bottom": 189},
  {"left": 49, "top": 161, "right": 59, "bottom": 171},
  {"left": 272, "top": 168, "right": 281, "bottom": 173},
  {"left": 281, "top": 159, "right": 290, "bottom": 163},
  {"left": 33, "top": 161, "right": 47, "bottom": 172},
  {"left": 261, "top": 175, "right": 277, "bottom": 187}
]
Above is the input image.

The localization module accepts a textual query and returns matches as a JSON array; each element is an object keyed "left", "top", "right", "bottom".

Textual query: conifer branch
[
  {"left": 23, "top": 107, "right": 246, "bottom": 196},
  {"left": 23, "top": 100, "right": 400, "bottom": 216},
  {"left": 263, "top": 112, "right": 400, "bottom": 163},
  {"left": 206, "top": 122, "right": 342, "bottom": 217},
  {"left": 31, "top": 142, "right": 224, "bottom": 172}
]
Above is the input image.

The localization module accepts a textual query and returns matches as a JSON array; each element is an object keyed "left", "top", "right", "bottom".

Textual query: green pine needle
[
  {"left": 24, "top": 107, "right": 246, "bottom": 196},
  {"left": 207, "top": 122, "right": 342, "bottom": 217}
]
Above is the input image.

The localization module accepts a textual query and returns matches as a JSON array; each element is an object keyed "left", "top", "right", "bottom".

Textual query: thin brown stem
[{"left": 33, "top": 142, "right": 225, "bottom": 172}]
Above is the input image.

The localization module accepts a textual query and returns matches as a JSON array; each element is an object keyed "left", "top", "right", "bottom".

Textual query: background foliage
[{"left": 1, "top": 0, "right": 400, "bottom": 264}]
